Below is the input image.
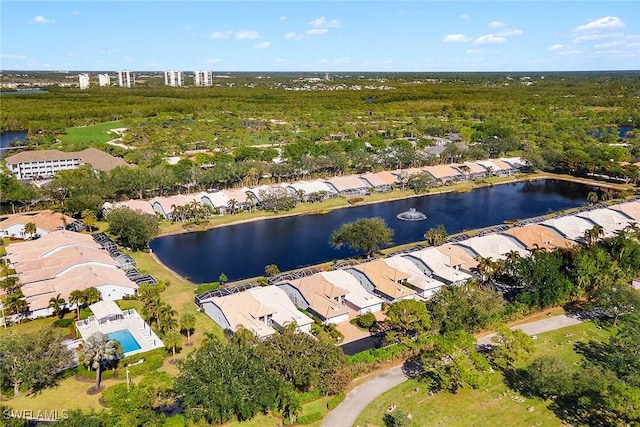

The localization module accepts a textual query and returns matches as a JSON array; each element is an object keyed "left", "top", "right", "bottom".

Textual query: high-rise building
[
  {"left": 194, "top": 70, "right": 212, "bottom": 87},
  {"left": 117, "top": 70, "right": 134, "bottom": 88},
  {"left": 78, "top": 73, "right": 90, "bottom": 89},
  {"left": 98, "top": 74, "right": 111, "bottom": 87},
  {"left": 164, "top": 71, "right": 184, "bottom": 87}
]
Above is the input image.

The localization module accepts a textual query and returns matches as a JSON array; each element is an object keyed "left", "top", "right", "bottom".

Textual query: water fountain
[{"left": 396, "top": 208, "right": 427, "bottom": 221}]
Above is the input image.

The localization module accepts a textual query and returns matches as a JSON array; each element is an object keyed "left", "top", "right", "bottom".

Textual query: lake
[{"left": 149, "top": 179, "right": 598, "bottom": 283}]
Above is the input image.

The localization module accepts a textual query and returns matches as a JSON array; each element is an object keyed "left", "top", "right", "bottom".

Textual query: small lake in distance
[{"left": 149, "top": 179, "right": 598, "bottom": 283}]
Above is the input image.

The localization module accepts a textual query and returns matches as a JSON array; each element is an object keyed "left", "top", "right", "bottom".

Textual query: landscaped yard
[
  {"left": 353, "top": 322, "right": 612, "bottom": 427},
  {"left": 57, "top": 120, "right": 125, "bottom": 146}
]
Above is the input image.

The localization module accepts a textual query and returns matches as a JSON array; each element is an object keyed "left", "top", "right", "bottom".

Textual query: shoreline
[
  {"left": 143, "top": 172, "right": 636, "bottom": 286},
  {"left": 155, "top": 172, "right": 634, "bottom": 238}
]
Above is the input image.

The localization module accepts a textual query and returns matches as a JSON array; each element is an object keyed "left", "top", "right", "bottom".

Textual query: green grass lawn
[
  {"left": 353, "top": 322, "right": 612, "bottom": 427},
  {"left": 57, "top": 120, "right": 125, "bottom": 146}
]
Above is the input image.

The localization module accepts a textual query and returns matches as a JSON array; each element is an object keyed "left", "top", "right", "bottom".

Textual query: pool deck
[{"left": 76, "top": 309, "right": 164, "bottom": 356}]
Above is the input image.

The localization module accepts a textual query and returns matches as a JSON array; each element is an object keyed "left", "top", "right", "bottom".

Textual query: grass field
[
  {"left": 353, "top": 322, "right": 612, "bottom": 427},
  {"left": 57, "top": 120, "right": 124, "bottom": 146}
]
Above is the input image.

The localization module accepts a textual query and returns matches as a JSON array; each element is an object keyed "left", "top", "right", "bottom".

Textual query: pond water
[{"left": 149, "top": 179, "right": 598, "bottom": 283}]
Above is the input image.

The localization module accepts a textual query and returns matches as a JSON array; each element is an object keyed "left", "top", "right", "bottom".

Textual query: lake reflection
[{"left": 149, "top": 179, "right": 597, "bottom": 283}]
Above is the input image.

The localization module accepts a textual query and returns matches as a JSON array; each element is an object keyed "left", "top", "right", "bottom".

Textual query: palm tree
[
  {"left": 82, "top": 332, "right": 118, "bottom": 391},
  {"left": 474, "top": 256, "right": 497, "bottom": 282},
  {"left": 227, "top": 198, "right": 238, "bottom": 215},
  {"left": 163, "top": 329, "right": 182, "bottom": 363},
  {"left": 69, "top": 289, "right": 85, "bottom": 320},
  {"left": 82, "top": 287, "right": 101, "bottom": 305},
  {"left": 180, "top": 313, "right": 196, "bottom": 345},
  {"left": 424, "top": 224, "right": 448, "bottom": 247},
  {"left": 48, "top": 294, "right": 65, "bottom": 319},
  {"left": 23, "top": 222, "right": 37, "bottom": 239},
  {"left": 81, "top": 210, "right": 97, "bottom": 232},
  {"left": 584, "top": 225, "right": 605, "bottom": 248},
  {"left": 158, "top": 303, "right": 177, "bottom": 334},
  {"left": 5, "top": 293, "right": 28, "bottom": 322},
  {"left": 587, "top": 191, "right": 599, "bottom": 205}
]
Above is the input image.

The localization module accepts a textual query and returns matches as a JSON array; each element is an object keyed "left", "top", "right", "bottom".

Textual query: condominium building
[
  {"left": 164, "top": 70, "right": 184, "bottom": 87},
  {"left": 98, "top": 73, "right": 111, "bottom": 86},
  {"left": 194, "top": 70, "right": 212, "bottom": 86},
  {"left": 117, "top": 70, "right": 134, "bottom": 88},
  {"left": 78, "top": 73, "right": 90, "bottom": 89}
]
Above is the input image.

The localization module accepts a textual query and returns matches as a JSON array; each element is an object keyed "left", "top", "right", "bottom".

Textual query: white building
[
  {"left": 117, "top": 70, "right": 134, "bottom": 88},
  {"left": 78, "top": 73, "right": 90, "bottom": 90},
  {"left": 194, "top": 70, "right": 212, "bottom": 86},
  {"left": 98, "top": 74, "right": 111, "bottom": 87},
  {"left": 164, "top": 71, "right": 184, "bottom": 87}
]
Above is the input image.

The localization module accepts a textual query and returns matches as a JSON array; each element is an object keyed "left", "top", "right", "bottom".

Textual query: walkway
[{"left": 321, "top": 314, "right": 583, "bottom": 427}]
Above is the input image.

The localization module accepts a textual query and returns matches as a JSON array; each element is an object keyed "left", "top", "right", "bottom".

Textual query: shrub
[
  {"left": 118, "top": 348, "right": 164, "bottom": 377},
  {"left": 53, "top": 318, "right": 74, "bottom": 328},
  {"left": 354, "top": 312, "right": 376, "bottom": 329},
  {"left": 298, "top": 389, "right": 321, "bottom": 404},
  {"left": 296, "top": 412, "right": 322, "bottom": 424},
  {"left": 194, "top": 282, "right": 220, "bottom": 295},
  {"left": 347, "top": 197, "right": 364, "bottom": 205},
  {"left": 327, "top": 392, "right": 345, "bottom": 410}
]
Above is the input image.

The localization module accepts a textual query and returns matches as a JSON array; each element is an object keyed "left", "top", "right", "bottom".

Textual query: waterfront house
[
  {"left": 503, "top": 224, "right": 576, "bottom": 251},
  {"left": 324, "top": 176, "right": 372, "bottom": 197},
  {"left": 277, "top": 274, "right": 351, "bottom": 324},
  {"left": 454, "top": 234, "right": 529, "bottom": 261},
  {"left": 383, "top": 255, "right": 446, "bottom": 298},
  {"left": 403, "top": 247, "right": 473, "bottom": 285},
  {"left": 344, "top": 259, "right": 416, "bottom": 303},
  {"left": 576, "top": 208, "right": 635, "bottom": 237},
  {"left": 319, "top": 270, "right": 384, "bottom": 315},
  {"left": 609, "top": 200, "right": 640, "bottom": 222}
]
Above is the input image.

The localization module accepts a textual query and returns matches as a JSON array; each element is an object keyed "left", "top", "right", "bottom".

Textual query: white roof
[
  {"left": 287, "top": 180, "right": 335, "bottom": 194},
  {"left": 383, "top": 256, "right": 446, "bottom": 292},
  {"left": 404, "top": 248, "right": 473, "bottom": 284},
  {"left": 248, "top": 285, "right": 313, "bottom": 329},
  {"left": 319, "top": 270, "right": 384, "bottom": 310},
  {"left": 541, "top": 215, "right": 599, "bottom": 241},
  {"left": 455, "top": 234, "right": 529, "bottom": 260},
  {"left": 201, "top": 191, "right": 230, "bottom": 208},
  {"left": 89, "top": 300, "right": 123, "bottom": 322},
  {"left": 576, "top": 208, "right": 634, "bottom": 236}
]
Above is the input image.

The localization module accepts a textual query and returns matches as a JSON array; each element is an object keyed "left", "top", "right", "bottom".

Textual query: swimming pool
[{"left": 107, "top": 329, "right": 142, "bottom": 354}]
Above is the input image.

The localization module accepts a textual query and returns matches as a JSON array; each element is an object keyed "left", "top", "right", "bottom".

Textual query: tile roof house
[
  {"left": 454, "top": 234, "right": 529, "bottom": 261},
  {"left": 103, "top": 199, "right": 156, "bottom": 216},
  {"left": 344, "top": 259, "right": 416, "bottom": 302},
  {"left": 576, "top": 208, "right": 635, "bottom": 236},
  {"left": 0, "top": 210, "right": 75, "bottom": 239},
  {"left": 609, "top": 200, "right": 640, "bottom": 222},
  {"left": 359, "top": 172, "right": 393, "bottom": 192},
  {"left": 383, "top": 255, "right": 447, "bottom": 298},
  {"left": 503, "top": 224, "right": 576, "bottom": 251},
  {"left": 435, "top": 244, "right": 479, "bottom": 272},
  {"left": 423, "top": 165, "right": 463, "bottom": 182},
  {"left": 404, "top": 247, "right": 474, "bottom": 285},
  {"left": 324, "top": 176, "right": 372, "bottom": 196},
  {"left": 319, "top": 270, "right": 384, "bottom": 315},
  {"left": 278, "top": 274, "right": 351, "bottom": 324}
]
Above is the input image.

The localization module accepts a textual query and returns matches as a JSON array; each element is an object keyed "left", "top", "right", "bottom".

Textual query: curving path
[{"left": 322, "top": 314, "right": 583, "bottom": 427}]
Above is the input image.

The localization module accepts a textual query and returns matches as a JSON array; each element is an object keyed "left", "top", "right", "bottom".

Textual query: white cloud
[
  {"left": 573, "top": 32, "right": 621, "bottom": 44},
  {"left": 466, "top": 50, "right": 482, "bottom": 55},
  {"left": 1, "top": 54, "right": 27, "bottom": 59},
  {"left": 210, "top": 31, "right": 232, "bottom": 39},
  {"left": 473, "top": 34, "right": 506, "bottom": 45},
  {"left": 30, "top": 15, "right": 54, "bottom": 24},
  {"left": 255, "top": 41, "right": 271, "bottom": 49},
  {"left": 459, "top": 14, "right": 470, "bottom": 20},
  {"left": 548, "top": 44, "right": 564, "bottom": 51},
  {"left": 206, "top": 58, "right": 222, "bottom": 64},
  {"left": 309, "top": 17, "right": 341, "bottom": 29},
  {"left": 557, "top": 49, "right": 585, "bottom": 56},
  {"left": 235, "top": 30, "right": 260, "bottom": 40},
  {"left": 489, "top": 21, "right": 506, "bottom": 28},
  {"left": 443, "top": 33, "right": 471, "bottom": 43},
  {"left": 307, "top": 28, "right": 328, "bottom": 36},
  {"left": 574, "top": 16, "right": 624, "bottom": 32},
  {"left": 497, "top": 29, "right": 523, "bottom": 37},
  {"left": 284, "top": 32, "right": 304, "bottom": 40}
]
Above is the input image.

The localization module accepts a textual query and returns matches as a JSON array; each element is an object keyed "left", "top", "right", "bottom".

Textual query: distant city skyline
[{"left": 1, "top": 1, "right": 639, "bottom": 72}]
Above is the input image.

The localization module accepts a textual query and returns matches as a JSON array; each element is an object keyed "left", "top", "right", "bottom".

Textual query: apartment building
[
  {"left": 98, "top": 73, "right": 111, "bottom": 86},
  {"left": 194, "top": 70, "right": 212, "bottom": 86},
  {"left": 117, "top": 70, "right": 134, "bottom": 87},
  {"left": 164, "top": 70, "right": 184, "bottom": 87},
  {"left": 78, "top": 73, "right": 90, "bottom": 89}
]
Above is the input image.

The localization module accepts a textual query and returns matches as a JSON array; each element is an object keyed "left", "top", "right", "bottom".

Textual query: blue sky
[{"left": 1, "top": 1, "right": 639, "bottom": 72}]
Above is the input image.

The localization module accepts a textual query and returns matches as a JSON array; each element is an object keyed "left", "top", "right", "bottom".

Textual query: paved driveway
[{"left": 323, "top": 314, "right": 584, "bottom": 427}]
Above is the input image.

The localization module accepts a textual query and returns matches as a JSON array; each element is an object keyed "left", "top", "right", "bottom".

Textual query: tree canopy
[
  {"left": 106, "top": 207, "right": 159, "bottom": 251},
  {"left": 329, "top": 217, "right": 394, "bottom": 257}
]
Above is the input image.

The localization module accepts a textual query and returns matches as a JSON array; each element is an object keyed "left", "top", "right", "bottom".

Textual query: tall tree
[
  {"left": 330, "top": 217, "right": 394, "bottom": 257},
  {"left": 164, "top": 329, "right": 182, "bottom": 363},
  {"left": 384, "top": 299, "right": 431, "bottom": 345},
  {"left": 69, "top": 289, "right": 85, "bottom": 320},
  {"left": 82, "top": 332, "right": 118, "bottom": 391},
  {"left": 106, "top": 207, "right": 159, "bottom": 251},
  {"left": 48, "top": 294, "right": 66, "bottom": 319},
  {"left": 424, "top": 224, "right": 448, "bottom": 247},
  {"left": 180, "top": 313, "right": 196, "bottom": 345},
  {"left": 23, "top": 222, "right": 37, "bottom": 239}
]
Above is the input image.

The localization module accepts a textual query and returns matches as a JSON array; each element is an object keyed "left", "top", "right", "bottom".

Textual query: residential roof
[
  {"left": 150, "top": 194, "right": 201, "bottom": 214},
  {"left": 324, "top": 176, "right": 371, "bottom": 192},
  {"left": 248, "top": 286, "right": 313, "bottom": 329},
  {"left": 503, "top": 224, "right": 576, "bottom": 251},
  {"left": 455, "top": 234, "right": 529, "bottom": 260},
  {"left": 359, "top": 172, "right": 389, "bottom": 187},
  {"left": 89, "top": 300, "right": 123, "bottom": 322},
  {"left": 6, "top": 230, "right": 100, "bottom": 262},
  {"left": 454, "top": 162, "right": 486, "bottom": 175},
  {"left": 107, "top": 199, "right": 156, "bottom": 216},
  {"left": 500, "top": 157, "right": 528, "bottom": 168},
  {"left": 405, "top": 248, "right": 473, "bottom": 283},
  {"left": 475, "top": 159, "right": 511, "bottom": 171},
  {"left": 372, "top": 170, "right": 400, "bottom": 185},
  {"left": 5, "top": 148, "right": 128, "bottom": 172},
  {"left": 202, "top": 292, "right": 276, "bottom": 339},
  {"left": 287, "top": 180, "right": 335, "bottom": 195},
  {"left": 610, "top": 200, "right": 640, "bottom": 222},
  {"left": 384, "top": 256, "right": 446, "bottom": 292},
  {"left": 288, "top": 275, "right": 350, "bottom": 320},
  {"left": 319, "top": 270, "right": 384, "bottom": 309},
  {"left": 0, "top": 210, "right": 74, "bottom": 234},
  {"left": 577, "top": 208, "right": 635, "bottom": 235},
  {"left": 541, "top": 215, "right": 597, "bottom": 241},
  {"left": 76, "top": 148, "right": 129, "bottom": 171},
  {"left": 223, "top": 187, "right": 250, "bottom": 204},
  {"left": 201, "top": 191, "right": 231, "bottom": 208},
  {"left": 424, "top": 165, "right": 462, "bottom": 179},
  {"left": 350, "top": 259, "right": 416, "bottom": 300}
]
